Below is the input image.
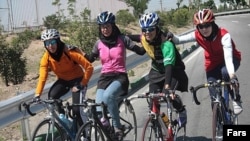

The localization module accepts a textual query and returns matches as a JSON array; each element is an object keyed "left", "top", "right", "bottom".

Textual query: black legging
[
  {"left": 48, "top": 77, "right": 84, "bottom": 126},
  {"left": 149, "top": 79, "right": 185, "bottom": 112}
]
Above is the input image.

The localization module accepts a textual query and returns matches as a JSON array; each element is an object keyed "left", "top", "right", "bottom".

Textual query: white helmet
[
  {"left": 139, "top": 13, "right": 159, "bottom": 28},
  {"left": 41, "top": 29, "right": 60, "bottom": 41}
]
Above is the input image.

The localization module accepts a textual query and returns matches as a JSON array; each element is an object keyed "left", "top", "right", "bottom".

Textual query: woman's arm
[
  {"left": 172, "top": 31, "right": 196, "bottom": 44},
  {"left": 222, "top": 33, "right": 235, "bottom": 77},
  {"left": 84, "top": 41, "right": 99, "bottom": 63},
  {"left": 126, "top": 34, "right": 141, "bottom": 42},
  {"left": 123, "top": 35, "right": 146, "bottom": 55},
  {"left": 161, "top": 41, "right": 175, "bottom": 88}
]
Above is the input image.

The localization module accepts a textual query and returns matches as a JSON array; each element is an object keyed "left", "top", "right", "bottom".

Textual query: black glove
[
  {"left": 33, "top": 96, "right": 40, "bottom": 103},
  {"left": 74, "top": 84, "right": 88, "bottom": 93},
  {"left": 166, "top": 31, "right": 173, "bottom": 40},
  {"left": 230, "top": 77, "right": 239, "bottom": 86}
]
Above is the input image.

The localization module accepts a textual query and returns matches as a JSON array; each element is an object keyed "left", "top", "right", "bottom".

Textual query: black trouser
[
  {"left": 48, "top": 77, "right": 84, "bottom": 126},
  {"left": 149, "top": 79, "right": 184, "bottom": 112}
]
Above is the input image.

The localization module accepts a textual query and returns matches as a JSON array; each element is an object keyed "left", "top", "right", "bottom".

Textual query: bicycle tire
[
  {"left": 75, "top": 121, "right": 105, "bottom": 141},
  {"left": 31, "top": 119, "right": 65, "bottom": 141},
  {"left": 228, "top": 100, "right": 238, "bottom": 125},
  {"left": 173, "top": 123, "right": 186, "bottom": 141},
  {"left": 212, "top": 103, "right": 225, "bottom": 141},
  {"left": 141, "top": 117, "right": 164, "bottom": 141},
  {"left": 119, "top": 99, "right": 137, "bottom": 141},
  {"left": 172, "top": 112, "right": 186, "bottom": 141}
]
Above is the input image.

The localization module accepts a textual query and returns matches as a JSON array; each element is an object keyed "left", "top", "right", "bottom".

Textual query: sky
[{"left": 0, "top": 0, "right": 222, "bottom": 32}]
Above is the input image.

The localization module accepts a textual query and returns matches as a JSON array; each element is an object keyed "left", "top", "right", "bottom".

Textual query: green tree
[
  {"left": 43, "top": 14, "right": 62, "bottom": 29},
  {"left": 62, "top": 7, "right": 98, "bottom": 54},
  {"left": 0, "top": 32, "right": 10, "bottom": 86},
  {"left": 7, "top": 48, "right": 27, "bottom": 85},
  {"left": 203, "top": 0, "right": 216, "bottom": 9},
  {"left": 220, "top": 0, "right": 247, "bottom": 9},
  {"left": 116, "top": 9, "right": 136, "bottom": 26},
  {"left": 122, "top": 0, "right": 150, "bottom": 17},
  {"left": 172, "top": 9, "right": 190, "bottom": 27},
  {"left": 176, "top": 0, "right": 184, "bottom": 9}
]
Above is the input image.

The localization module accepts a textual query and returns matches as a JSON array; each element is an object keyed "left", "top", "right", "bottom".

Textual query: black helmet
[{"left": 97, "top": 11, "right": 115, "bottom": 25}]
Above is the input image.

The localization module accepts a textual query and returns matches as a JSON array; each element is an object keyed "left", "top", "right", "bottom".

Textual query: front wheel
[
  {"left": 119, "top": 99, "right": 137, "bottom": 141},
  {"left": 212, "top": 103, "right": 225, "bottom": 141},
  {"left": 141, "top": 117, "right": 164, "bottom": 141},
  {"left": 173, "top": 123, "right": 186, "bottom": 141},
  {"left": 31, "top": 119, "right": 65, "bottom": 141},
  {"left": 75, "top": 122, "right": 104, "bottom": 141}
]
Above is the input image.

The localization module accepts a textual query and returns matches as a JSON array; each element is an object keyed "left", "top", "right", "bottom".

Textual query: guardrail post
[
  {"left": 16, "top": 89, "right": 31, "bottom": 141},
  {"left": 20, "top": 118, "right": 31, "bottom": 141}
]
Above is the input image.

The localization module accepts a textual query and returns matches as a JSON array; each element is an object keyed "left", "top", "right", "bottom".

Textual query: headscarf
[
  {"left": 45, "top": 38, "right": 65, "bottom": 62},
  {"left": 99, "top": 24, "right": 121, "bottom": 47},
  {"left": 146, "top": 27, "right": 165, "bottom": 46},
  {"left": 199, "top": 21, "right": 219, "bottom": 41}
]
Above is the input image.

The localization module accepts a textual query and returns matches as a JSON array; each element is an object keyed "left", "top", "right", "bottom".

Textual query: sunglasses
[
  {"left": 142, "top": 27, "right": 156, "bottom": 33},
  {"left": 44, "top": 39, "right": 57, "bottom": 47},
  {"left": 197, "top": 23, "right": 212, "bottom": 29}
]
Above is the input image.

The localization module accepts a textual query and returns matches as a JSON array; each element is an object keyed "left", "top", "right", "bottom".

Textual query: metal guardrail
[
  {"left": 0, "top": 8, "right": 249, "bottom": 139},
  {"left": 0, "top": 52, "right": 149, "bottom": 128}
]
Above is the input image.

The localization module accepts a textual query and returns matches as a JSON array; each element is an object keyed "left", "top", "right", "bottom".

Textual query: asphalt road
[{"left": 130, "top": 13, "right": 250, "bottom": 141}]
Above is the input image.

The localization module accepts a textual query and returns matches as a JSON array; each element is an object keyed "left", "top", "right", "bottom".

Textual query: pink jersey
[{"left": 97, "top": 37, "right": 126, "bottom": 73}]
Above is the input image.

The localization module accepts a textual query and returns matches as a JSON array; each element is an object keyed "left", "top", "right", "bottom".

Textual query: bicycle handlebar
[
  {"left": 22, "top": 99, "right": 63, "bottom": 116},
  {"left": 189, "top": 80, "right": 232, "bottom": 105},
  {"left": 72, "top": 98, "right": 106, "bottom": 108},
  {"left": 129, "top": 91, "right": 175, "bottom": 100}
]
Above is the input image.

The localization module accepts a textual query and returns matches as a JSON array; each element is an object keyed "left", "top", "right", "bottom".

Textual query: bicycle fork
[
  {"left": 157, "top": 106, "right": 174, "bottom": 141},
  {"left": 166, "top": 101, "right": 174, "bottom": 141}
]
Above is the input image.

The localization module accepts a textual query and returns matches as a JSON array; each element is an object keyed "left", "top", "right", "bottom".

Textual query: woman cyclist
[
  {"left": 33, "top": 29, "right": 93, "bottom": 127},
  {"left": 84, "top": 11, "right": 145, "bottom": 140},
  {"left": 171, "top": 9, "right": 243, "bottom": 115},
  {"left": 127, "top": 12, "right": 188, "bottom": 127}
]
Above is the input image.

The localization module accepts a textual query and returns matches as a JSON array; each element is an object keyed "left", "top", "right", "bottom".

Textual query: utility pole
[
  {"left": 8, "top": 0, "right": 14, "bottom": 32},
  {"left": 160, "top": 0, "right": 163, "bottom": 12},
  {"left": 35, "top": 0, "right": 39, "bottom": 26},
  {"left": 1, "top": 0, "right": 14, "bottom": 32}
]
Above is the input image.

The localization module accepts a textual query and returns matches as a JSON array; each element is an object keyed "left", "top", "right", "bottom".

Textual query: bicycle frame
[
  {"left": 151, "top": 95, "right": 169, "bottom": 139},
  {"left": 190, "top": 80, "right": 239, "bottom": 141},
  {"left": 130, "top": 92, "right": 183, "bottom": 141},
  {"left": 23, "top": 99, "right": 78, "bottom": 141},
  {"left": 74, "top": 99, "right": 115, "bottom": 140}
]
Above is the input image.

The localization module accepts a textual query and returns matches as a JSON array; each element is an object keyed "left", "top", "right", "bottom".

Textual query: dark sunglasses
[
  {"left": 197, "top": 23, "right": 212, "bottom": 29},
  {"left": 142, "top": 27, "right": 156, "bottom": 33},
  {"left": 44, "top": 39, "right": 57, "bottom": 47}
]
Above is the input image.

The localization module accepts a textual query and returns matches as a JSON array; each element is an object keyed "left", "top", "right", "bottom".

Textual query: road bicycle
[
  {"left": 74, "top": 96, "right": 137, "bottom": 141},
  {"left": 129, "top": 91, "right": 186, "bottom": 141},
  {"left": 189, "top": 80, "right": 239, "bottom": 141},
  {"left": 23, "top": 98, "right": 80, "bottom": 141}
]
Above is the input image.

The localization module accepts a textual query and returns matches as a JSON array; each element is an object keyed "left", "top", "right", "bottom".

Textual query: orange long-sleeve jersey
[{"left": 35, "top": 49, "right": 93, "bottom": 96}]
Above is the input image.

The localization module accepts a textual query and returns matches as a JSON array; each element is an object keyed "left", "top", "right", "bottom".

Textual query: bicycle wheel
[
  {"left": 172, "top": 114, "right": 186, "bottom": 141},
  {"left": 119, "top": 99, "right": 137, "bottom": 141},
  {"left": 141, "top": 117, "right": 164, "bottom": 141},
  {"left": 75, "top": 121, "right": 105, "bottom": 141},
  {"left": 228, "top": 100, "right": 238, "bottom": 125},
  {"left": 212, "top": 103, "right": 225, "bottom": 141},
  {"left": 31, "top": 119, "right": 65, "bottom": 141}
]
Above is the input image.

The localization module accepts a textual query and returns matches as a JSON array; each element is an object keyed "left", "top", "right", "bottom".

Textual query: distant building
[{"left": 0, "top": 0, "right": 131, "bottom": 32}]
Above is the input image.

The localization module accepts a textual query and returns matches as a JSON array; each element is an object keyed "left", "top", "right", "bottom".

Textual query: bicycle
[
  {"left": 129, "top": 91, "right": 186, "bottom": 141},
  {"left": 23, "top": 98, "right": 80, "bottom": 141},
  {"left": 74, "top": 96, "right": 137, "bottom": 141},
  {"left": 189, "top": 79, "right": 239, "bottom": 141}
]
